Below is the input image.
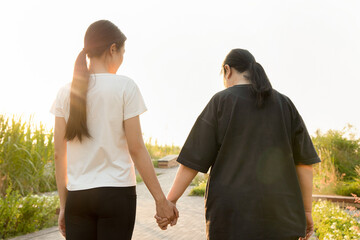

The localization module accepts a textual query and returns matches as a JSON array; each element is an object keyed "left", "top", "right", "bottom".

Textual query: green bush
[
  {"left": 312, "top": 125, "right": 360, "bottom": 196},
  {"left": 312, "top": 126, "right": 360, "bottom": 181},
  {"left": 312, "top": 200, "right": 360, "bottom": 239},
  {"left": 0, "top": 187, "right": 59, "bottom": 239},
  {"left": 0, "top": 115, "right": 56, "bottom": 196},
  {"left": 189, "top": 181, "right": 207, "bottom": 196},
  {"left": 188, "top": 173, "right": 208, "bottom": 196},
  {"left": 335, "top": 181, "right": 360, "bottom": 196}
]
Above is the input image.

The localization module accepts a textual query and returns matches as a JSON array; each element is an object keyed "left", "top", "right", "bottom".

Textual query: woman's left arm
[
  {"left": 54, "top": 116, "right": 68, "bottom": 237},
  {"left": 155, "top": 164, "right": 198, "bottom": 229}
]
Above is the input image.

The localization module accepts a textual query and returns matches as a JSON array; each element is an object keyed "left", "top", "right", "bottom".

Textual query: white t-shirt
[{"left": 50, "top": 73, "right": 147, "bottom": 191}]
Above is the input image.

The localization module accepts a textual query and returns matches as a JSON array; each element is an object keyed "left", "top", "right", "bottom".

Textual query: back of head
[
  {"left": 222, "top": 49, "right": 272, "bottom": 107},
  {"left": 65, "top": 20, "right": 127, "bottom": 142}
]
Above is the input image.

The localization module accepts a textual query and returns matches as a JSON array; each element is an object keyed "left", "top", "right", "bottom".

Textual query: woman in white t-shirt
[{"left": 51, "top": 20, "right": 178, "bottom": 240}]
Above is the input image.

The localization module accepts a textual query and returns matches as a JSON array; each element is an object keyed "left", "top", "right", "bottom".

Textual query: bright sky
[{"left": 1, "top": 0, "right": 360, "bottom": 145}]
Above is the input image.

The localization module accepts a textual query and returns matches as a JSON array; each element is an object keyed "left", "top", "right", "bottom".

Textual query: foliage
[
  {"left": 0, "top": 115, "right": 56, "bottom": 197},
  {"left": 145, "top": 138, "right": 180, "bottom": 160},
  {"left": 312, "top": 125, "right": 360, "bottom": 196},
  {"left": 335, "top": 181, "right": 360, "bottom": 196},
  {"left": 312, "top": 200, "right": 360, "bottom": 240},
  {"left": 189, "top": 173, "right": 208, "bottom": 196},
  {"left": 312, "top": 125, "right": 360, "bottom": 181},
  {"left": 0, "top": 187, "right": 59, "bottom": 239},
  {"left": 189, "top": 181, "right": 207, "bottom": 196},
  {"left": 190, "top": 173, "right": 208, "bottom": 186}
]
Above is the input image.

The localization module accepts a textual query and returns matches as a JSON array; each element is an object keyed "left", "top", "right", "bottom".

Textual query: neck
[
  {"left": 88, "top": 57, "right": 111, "bottom": 74},
  {"left": 227, "top": 72, "right": 251, "bottom": 88}
]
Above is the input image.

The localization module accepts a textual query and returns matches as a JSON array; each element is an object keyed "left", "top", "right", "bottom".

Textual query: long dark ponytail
[
  {"left": 65, "top": 20, "right": 127, "bottom": 142},
  {"left": 222, "top": 49, "right": 272, "bottom": 107}
]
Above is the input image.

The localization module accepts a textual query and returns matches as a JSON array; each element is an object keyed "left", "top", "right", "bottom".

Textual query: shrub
[
  {"left": 189, "top": 181, "right": 207, "bottom": 196},
  {"left": 190, "top": 173, "right": 208, "bottom": 186},
  {"left": 312, "top": 126, "right": 360, "bottom": 181},
  {"left": 335, "top": 181, "right": 360, "bottom": 196},
  {"left": 0, "top": 187, "right": 59, "bottom": 239},
  {"left": 0, "top": 115, "right": 56, "bottom": 196},
  {"left": 312, "top": 200, "right": 360, "bottom": 239}
]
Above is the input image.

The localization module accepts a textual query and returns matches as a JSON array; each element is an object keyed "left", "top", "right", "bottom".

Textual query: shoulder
[
  {"left": 56, "top": 82, "right": 71, "bottom": 98},
  {"left": 273, "top": 89, "right": 299, "bottom": 118},
  {"left": 209, "top": 88, "right": 234, "bottom": 104},
  {"left": 274, "top": 89, "right": 293, "bottom": 105},
  {"left": 116, "top": 75, "right": 136, "bottom": 85}
]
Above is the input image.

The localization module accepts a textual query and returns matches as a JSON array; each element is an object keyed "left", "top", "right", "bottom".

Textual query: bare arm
[
  {"left": 167, "top": 164, "right": 199, "bottom": 204},
  {"left": 54, "top": 117, "right": 68, "bottom": 237},
  {"left": 296, "top": 164, "right": 314, "bottom": 240},
  {"left": 296, "top": 164, "right": 313, "bottom": 213},
  {"left": 155, "top": 164, "right": 198, "bottom": 229},
  {"left": 124, "top": 116, "right": 178, "bottom": 223}
]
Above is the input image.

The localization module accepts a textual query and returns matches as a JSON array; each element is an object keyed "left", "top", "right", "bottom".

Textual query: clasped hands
[{"left": 154, "top": 198, "right": 179, "bottom": 230}]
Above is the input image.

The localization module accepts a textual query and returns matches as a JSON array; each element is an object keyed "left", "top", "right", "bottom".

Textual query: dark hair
[
  {"left": 65, "top": 20, "right": 127, "bottom": 142},
  {"left": 222, "top": 49, "right": 272, "bottom": 107}
]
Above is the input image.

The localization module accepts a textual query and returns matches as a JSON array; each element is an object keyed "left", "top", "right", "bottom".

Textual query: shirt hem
[
  {"left": 67, "top": 182, "right": 136, "bottom": 191},
  {"left": 124, "top": 107, "right": 148, "bottom": 120},
  {"left": 295, "top": 156, "right": 321, "bottom": 165},
  {"left": 177, "top": 157, "right": 209, "bottom": 173},
  {"left": 49, "top": 110, "right": 65, "bottom": 118}
]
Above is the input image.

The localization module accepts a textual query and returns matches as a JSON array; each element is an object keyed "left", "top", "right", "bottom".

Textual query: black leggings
[{"left": 65, "top": 186, "right": 136, "bottom": 240}]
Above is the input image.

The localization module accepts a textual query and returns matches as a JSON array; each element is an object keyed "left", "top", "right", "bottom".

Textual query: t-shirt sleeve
[
  {"left": 291, "top": 104, "right": 321, "bottom": 165},
  {"left": 177, "top": 97, "right": 219, "bottom": 173},
  {"left": 123, "top": 81, "right": 147, "bottom": 120},
  {"left": 49, "top": 86, "right": 66, "bottom": 118}
]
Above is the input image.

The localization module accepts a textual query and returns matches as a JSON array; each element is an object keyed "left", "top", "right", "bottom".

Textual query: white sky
[{"left": 1, "top": 0, "right": 360, "bottom": 145}]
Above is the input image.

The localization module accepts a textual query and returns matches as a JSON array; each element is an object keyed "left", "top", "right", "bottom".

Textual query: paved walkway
[{"left": 11, "top": 166, "right": 318, "bottom": 240}]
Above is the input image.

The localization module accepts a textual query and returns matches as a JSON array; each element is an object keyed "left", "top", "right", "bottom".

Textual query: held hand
[
  {"left": 155, "top": 199, "right": 179, "bottom": 230},
  {"left": 58, "top": 209, "right": 66, "bottom": 237},
  {"left": 299, "top": 212, "right": 314, "bottom": 240},
  {"left": 154, "top": 215, "right": 171, "bottom": 230}
]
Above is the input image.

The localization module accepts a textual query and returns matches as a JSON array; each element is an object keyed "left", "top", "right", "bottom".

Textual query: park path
[{"left": 10, "top": 166, "right": 206, "bottom": 240}]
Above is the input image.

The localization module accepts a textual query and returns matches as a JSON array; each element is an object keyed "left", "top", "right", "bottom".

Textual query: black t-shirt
[{"left": 177, "top": 85, "right": 320, "bottom": 240}]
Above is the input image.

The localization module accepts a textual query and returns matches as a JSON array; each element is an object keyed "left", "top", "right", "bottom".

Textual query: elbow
[
  {"left": 128, "top": 144, "right": 146, "bottom": 159},
  {"left": 54, "top": 152, "right": 60, "bottom": 162}
]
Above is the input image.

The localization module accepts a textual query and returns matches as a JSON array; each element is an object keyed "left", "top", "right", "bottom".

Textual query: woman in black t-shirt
[{"left": 156, "top": 49, "right": 320, "bottom": 240}]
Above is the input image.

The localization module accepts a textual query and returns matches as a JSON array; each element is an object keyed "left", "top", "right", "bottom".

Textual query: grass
[
  {"left": 145, "top": 137, "right": 180, "bottom": 161},
  {"left": 0, "top": 115, "right": 56, "bottom": 197}
]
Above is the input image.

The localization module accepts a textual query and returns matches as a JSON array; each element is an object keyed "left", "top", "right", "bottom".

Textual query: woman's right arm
[
  {"left": 54, "top": 116, "right": 68, "bottom": 237},
  {"left": 167, "top": 164, "right": 198, "bottom": 204},
  {"left": 124, "top": 116, "right": 178, "bottom": 225},
  {"left": 296, "top": 164, "right": 314, "bottom": 240}
]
